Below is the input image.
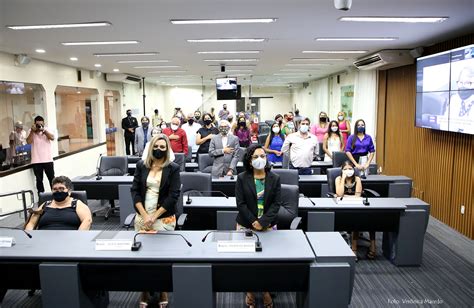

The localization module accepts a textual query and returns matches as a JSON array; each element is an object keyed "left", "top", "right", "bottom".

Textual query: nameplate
[
  {"left": 217, "top": 240, "right": 255, "bottom": 253},
  {"left": 95, "top": 239, "right": 133, "bottom": 251},
  {"left": 0, "top": 237, "right": 14, "bottom": 248},
  {"left": 334, "top": 197, "right": 363, "bottom": 205}
]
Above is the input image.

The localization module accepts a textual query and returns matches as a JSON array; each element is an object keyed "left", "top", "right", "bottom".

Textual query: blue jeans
[{"left": 290, "top": 163, "right": 312, "bottom": 175}]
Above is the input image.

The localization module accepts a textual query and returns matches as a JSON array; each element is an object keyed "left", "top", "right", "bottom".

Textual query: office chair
[
  {"left": 97, "top": 156, "right": 128, "bottom": 220},
  {"left": 326, "top": 167, "right": 380, "bottom": 198},
  {"left": 332, "top": 151, "right": 349, "bottom": 168},
  {"left": 38, "top": 191, "right": 88, "bottom": 206},
  {"left": 238, "top": 147, "right": 247, "bottom": 162},
  {"left": 272, "top": 169, "right": 299, "bottom": 186},
  {"left": 197, "top": 153, "right": 214, "bottom": 173},
  {"left": 185, "top": 145, "right": 193, "bottom": 162},
  {"left": 174, "top": 153, "right": 186, "bottom": 172},
  {"left": 177, "top": 171, "right": 212, "bottom": 218},
  {"left": 316, "top": 142, "right": 325, "bottom": 161},
  {"left": 127, "top": 155, "right": 141, "bottom": 164},
  {"left": 282, "top": 153, "right": 290, "bottom": 169},
  {"left": 258, "top": 134, "right": 268, "bottom": 145}
]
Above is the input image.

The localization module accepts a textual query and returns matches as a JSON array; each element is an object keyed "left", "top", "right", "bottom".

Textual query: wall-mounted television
[
  {"left": 216, "top": 77, "right": 238, "bottom": 100},
  {"left": 5, "top": 82, "right": 25, "bottom": 94},
  {"left": 415, "top": 44, "right": 474, "bottom": 135}
]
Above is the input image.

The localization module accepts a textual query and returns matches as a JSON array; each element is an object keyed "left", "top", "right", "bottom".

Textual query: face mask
[
  {"left": 288, "top": 122, "right": 295, "bottom": 129},
  {"left": 152, "top": 149, "right": 166, "bottom": 159},
  {"left": 188, "top": 119, "right": 194, "bottom": 125},
  {"left": 160, "top": 124, "right": 167, "bottom": 129},
  {"left": 228, "top": 117, "right": 233, "bottom": 123},
  {"left": 154, "top": 110, "right": 158, "bottom": 114},
  {"left": 204, "top": 119, "right": 212, "bottom": 126},
  {"left": 127, "top": 112, "right": 132, "bottom": 117},
  {"left": 331, "top": 126, "right": 338, "bottom": 132},
  {"left": 223, "top": 106, "right": 227, "bottom": 110},
  {"left": 320, "top": 117, "right": 327, "bottom": 122},
  {"left": 52, "top": 191, "right": 68, "bottom": 202},
  {"left": 343, "top": 169, "right": 355, "bottom": 177},
  {"left": 299, "top": 124, "right": 308, "bottom": 133},
  {"left": 251, "top": 157, "right": 267, "bottom": 170},
  {"left": 195, "top": 115, "right": 201, "bottom": 120},
  {"left": 338, "top": 116, "right": 344, "bottom": 121},
  {"left": 142, "top": 122, "right": 149, "bottom": 127},
  {"left": 171, "top": 124, "right": 179, "bottom": 131},
  {"left": 272, "top": 127, "right": 280, "bottom": 134},
  {"left": 458, "top": 90, "right": 472, "bottom": 100},
  {"left": 288, "top": 117, "right": 293, "bottom": 121},
  {"left": 239, "top": 121, "right": 246, "bottom": 127},
  {"left": 357, "top": 126, "right": 365, "bottom": 134},
  {"left": 219, "top": 127, "right": 229, "bottom": 135}
]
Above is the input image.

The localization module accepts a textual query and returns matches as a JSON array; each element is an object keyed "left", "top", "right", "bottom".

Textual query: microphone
[
  {"left": 185, "top": 190, "right": 229, "bottom": 205},
  {"left": 201, "top": 230, "right": 262, "bottom": 252},
  {"left": 0, "top": 226, "right": 33, "bottom": 238},
  {"left": 131, "top": 231, "right": 192, "bottom": 251},
  {"left": 300, "top": 193, "right": 316, "bottom": 206},
  {"left": 95, "top": 153, "right": 103, "bottom": 180},
  {"left": 362, "top": 190, "right": 370, "bottom": 206}
]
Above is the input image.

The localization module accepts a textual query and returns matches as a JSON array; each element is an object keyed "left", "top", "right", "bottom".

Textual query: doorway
[{"left": 104, "top": 90, "right": 120, "bottom": 156}]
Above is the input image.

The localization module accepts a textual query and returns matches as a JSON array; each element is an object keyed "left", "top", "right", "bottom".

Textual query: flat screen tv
[
  {"left": 216, "top": 77, "right": 238, "bottom": 100},
  {"left": 415, "top": 44, "right": 474, "bottom": 135},
  {"left": 5, "top": 82, "right": 25, "bottom": 94}
]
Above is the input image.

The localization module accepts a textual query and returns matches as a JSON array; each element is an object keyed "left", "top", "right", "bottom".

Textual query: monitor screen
[
  {"left": 216, "top": 78, "right": 238, "bottom": 100},
  {"left": 415, "top": 44, "right": 474, "bottom": 135},
  {"left": 4, "top": 82, "right": 25, "bottom": 94}
]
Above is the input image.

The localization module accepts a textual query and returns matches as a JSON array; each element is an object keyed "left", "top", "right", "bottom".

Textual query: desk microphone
[
  {"left": 201, "top": 230, "right": 262, "bottom": 252},
  {"left": 95, "top": 153, "right": 103, "bottom": 180},
  {"left": 300, "top": 193, "right": 316, "bottom": 206},
  {"left": 0, "top": 226, "right": 33, "bottom": 238},
  {"left": 362, "top": 189, "right": 371, "bottom": 206},
  {"left": 185, "top": 190, "right": 229, "bottom": 205},
  {"left": 131, "top": 231, "right": 192, "bottom": 251}
]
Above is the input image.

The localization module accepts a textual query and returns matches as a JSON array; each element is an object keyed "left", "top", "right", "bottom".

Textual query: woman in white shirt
[{"left": 323, "top": 120, "right": 345, "bottom": 162}]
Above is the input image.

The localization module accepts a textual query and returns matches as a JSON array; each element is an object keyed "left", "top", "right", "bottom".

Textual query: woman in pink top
[
  {"left": 310, "top": 111, "right": 329, "bottom": 143},
  {"left": 337, "top": 111, "right": 351, "bottom": 145}
]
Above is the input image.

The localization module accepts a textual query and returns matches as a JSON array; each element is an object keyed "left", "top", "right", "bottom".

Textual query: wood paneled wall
[{"left": 377, "top": 34, "right": 474, "bottom": 239}]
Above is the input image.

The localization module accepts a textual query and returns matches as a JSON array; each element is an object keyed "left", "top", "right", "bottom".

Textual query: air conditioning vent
[
  {"left": 353, "top": 50, "right": 413, "bottom": 70},
  {"left": 106, "top": 73, "right": 141, "bottom": 84}
]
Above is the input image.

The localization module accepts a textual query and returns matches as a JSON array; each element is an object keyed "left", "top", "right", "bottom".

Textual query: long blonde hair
[{"left": 144, "top": 134, "right": 172, "bottom": 168}]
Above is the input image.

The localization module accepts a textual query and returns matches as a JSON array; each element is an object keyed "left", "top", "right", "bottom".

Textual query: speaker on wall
[{"left": 14, "top": 54, "right": 31, "bottom": 66}]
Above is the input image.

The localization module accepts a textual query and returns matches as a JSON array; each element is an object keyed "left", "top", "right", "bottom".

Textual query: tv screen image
[
  {"left": 216, "top": 77, "right": 238, "bottom": 100},
  {"left": 5, "top": 82, "right": 25, "bottom": 95},
  {"left": 415, "top": 44, "right": 474, "bottom": 135}
]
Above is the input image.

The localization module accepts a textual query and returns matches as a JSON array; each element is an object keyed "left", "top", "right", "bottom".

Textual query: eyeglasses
[
  {"left": 251, "top": 154, "right": 266, "bottom": 159},
  {"left": 153, "top": 145, "right": 167, "bottom": 150},
  {"left": 457, "top": 81, "right": 473, "bottom": 88}
]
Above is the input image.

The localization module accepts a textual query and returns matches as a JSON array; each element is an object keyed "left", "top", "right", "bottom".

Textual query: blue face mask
[{"left": 357, "top": 126, "right": 365, "bottom": 134}]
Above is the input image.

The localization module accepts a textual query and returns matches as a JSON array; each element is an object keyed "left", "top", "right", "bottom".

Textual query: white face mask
[
  {"left": 160, "top": 124, "right": 167, "bottom": 129},
  {"left": 272, "top": 127, "right": 280, "bottom": 134},
  {"left": 171, "top": 124, "right": 179, "bottom": 131},
  {"left": 251, "top": 157, "right": 267, "bottom": 170},
  {"left": 287, "top": 122, "right": 295, "bottom": 129},
  {"left": 331, "top": 126, "right": 338, "bottom": 132},
  {"left": 338, "top": 116, "right": 344, "bottom": 121},
  {"left": 343, "top": 169, "right": 354, "bottom": 177},
  {"left": 299, "top": 124, "right": 309, "bottom": 133}
]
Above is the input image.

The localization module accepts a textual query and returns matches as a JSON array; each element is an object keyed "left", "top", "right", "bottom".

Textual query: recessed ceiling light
[
  {"left": 117, "top": 60, "right": 170, "bottom": 63},
  {"left": 62, "top": 40, "right": 140, "bottom": 46},
  {"left": 35, "top": 49, "right": 46, "bottom": 53},
  {"left": 113, "top": 68, "right": 120, "bottom": 72},
  {"left": 315, "top": 37, "right": 397, "bottom": 41},
  {"left": 134, "top": 65, "right": 181, "bottom": 69},
  {"left": 204, "top": 59, "right": 258, "bottom": 62},
  {"left": 148, "top": 71, "right": 187, "bottom": 73},
  {"left": 198, "top": 51, "right": 260, "bottom": 54},
  {"left": 94, "top": 64, "right": 102, "bottom": 67},
  {"left": 285, "top": 63, "right": 331, "bottom": 66},
  {"left": 187, "top": 38, "right": 266, "bottom": 43},
  {"left": 291, "top": 58, "right": 346, "bottom": 61},
  {"left": 280, "top": 69, "right": 322, "bottom": 72},
  {"left": 171, "top": 18, "right": 277, "bottom": 24},
  {"left": 208, "top": 64, "right": 257, "bottom": 67},
  {"left": 94, "top": 52, "right": 158, "bottom": 57},
  {"left": 302, "top": 50, "right": 367, "bottom": 54},
  {"left": 7, "top": 21, "right": 112, "bottom": 30},
  {"left": 339, "top": 16, "right": 448, "bottom": 23},
  {"left": 69, "top": 57, "right": 78, "bottom": 61}
]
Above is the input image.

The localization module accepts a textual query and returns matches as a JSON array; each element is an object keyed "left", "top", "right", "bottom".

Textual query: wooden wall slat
[{"left": 379, "top": 34, "right": 474, "bottom": 239}]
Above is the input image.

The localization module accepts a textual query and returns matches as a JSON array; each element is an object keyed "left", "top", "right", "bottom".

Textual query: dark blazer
[
  {"left": 235, "top": 171, "right": 281, "bottom": 228},
  {"left": 121, "top": 116, "right": 139, "bottom": 136},
  {"left": 131, "top": 160, "right": 181, "bottom": 217}
]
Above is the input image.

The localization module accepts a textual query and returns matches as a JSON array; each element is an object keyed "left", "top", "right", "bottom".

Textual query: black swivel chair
[
  {"left": 332, "top": 151, "right": 349, "bottom": 168},
  {"left": 198, "top": 153, "right": 214, "bottom": 173},
  {"left": 38, "top": 190, "right": 88, "bottom": 206},
  {"left": 174, "top": 153, "right": 186, "bottom": 172},
  {"left": 127, "top": 155, "right": 141, "bottom": 164},
  {"left": 178, "top": 172, "right": 212, "bottom": 219},
  {"left": 185, "top": 145, "right": 193, "bottom": 162},
  {"left": 326, "top": 167, "right": 380, "bottom": 198},
  {"left": 98, "top": 156, "right": 128, "bottom": 220},
  {"left": 272, "top": 169, "right": 299, "bottom": 186},
  {"left": 258, "top": 134, "right": 268, "bottom": 146}
]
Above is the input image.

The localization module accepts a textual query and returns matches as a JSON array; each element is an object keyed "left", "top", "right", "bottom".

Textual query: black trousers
[
  {"left": 32, "top": 162, "right": 55, "bottom": 194},
  {"left": 124, "top": 134, "right": 135, "bottom": 155}
]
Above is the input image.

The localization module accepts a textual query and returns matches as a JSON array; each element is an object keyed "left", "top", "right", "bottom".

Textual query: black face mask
[
  {"left": 320, "top": 117, "right": 327, "bottom": 123},
  {"left": 153, "top": 149, "right": 166, "bottom": 159},
  {"left": 127, "top": 112, "right": 132, "bottom": 117},
  {"left": 195, "top": 115, "right": 201, "bottom": 120},
  {"left": 53, "top": 191, "right": 68, "bottom": 202},
  {"left": 204, "top": 119, "right": 212, "bottom": 126},
  {"left": 188, "top": 119, "right": 194, "bottom": 125},
  {"left": 458, "top": 90, "right": 472, "bottom": 100}
]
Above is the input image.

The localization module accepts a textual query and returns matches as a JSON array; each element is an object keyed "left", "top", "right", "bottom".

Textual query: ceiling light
[
  {"left": 280, "top": 69, "right": 322, "bottom": 72},
  {"left": 117, "top": 60, "right": 170, "bottom": 63},
  {"left": 62, "top": 40, "right": 140, "bottom": 46},
  {"left": 187, "top": 38, "right": 266, "bottom": 43},
  {"left": 339, "top": 16, "right": 448, "bottom": 23},
  {"left": 7, "top": 21, "right": 111, "bottom": 30},
  {"left": 134, "top": 65, "right": 181, "bottom": 69},
  {"left": 94, "top": 52, "right": 158, "bottom": 57},
  {"left": 171, "top": 18, "right": 277, "bottom": 24},
  {"left": 157, "top": 75, "right": 199, "bottom": 78},
  {"left": 35, "top": 49, "right": 46, "bottom": 53},
  {"left": 303, "top": 50, "right": 367, "bottom": 54},
  {"left": 204, "top": 59, "right": 258, "bottom": 62},
  {"left": 291, "top": 58, "right": 346, "bottom": 61},
  {"left": 113, "top": 68, "right": 120, "bottom": 72},
  {"left": 69, "top": 57, "right": 78, "bottom": 61},
  {"left": 94, "top": 64, "right": 102, "bottom": 67},
  {"left": 198, "top": 51, "right": 260, "bottom": 54},
  {"left": 274, "top": 73, "right": 310, "bottom": 76},
  {"left": 211, "top": 69, "right": 253, "bottom": 72},
  {"left": 148, "top": 71, "right": 187, "bottom": 73},
  {"left": 285, "top": 63, "right": 331, "bottom": 66},
  {"left": 208, "top": 64, "right": 256, "bottom": 67},
  {"left": 315, "top": 37, "right": 397, "bottom": 41}
]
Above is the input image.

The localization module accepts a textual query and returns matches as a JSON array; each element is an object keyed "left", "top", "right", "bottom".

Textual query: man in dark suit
[{"left": 121, "top": 109, "right": 138, "bottom": 155}]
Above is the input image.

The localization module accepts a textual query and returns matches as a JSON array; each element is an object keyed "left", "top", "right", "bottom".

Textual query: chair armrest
[
  {"left": 177, "top": 213, "right": 188, "bottom": 229},
  {"left": 363, "top": 188, "right": 380, "bottom": 197},
  {"left": 326, "top": 192, "right": 338, "bottom": 198},
  {"left": 290, "top": 217, "right": 302, "bottom": 230},
  {"left": 124, "top": 213, "right": 136, "bottom": 230}
]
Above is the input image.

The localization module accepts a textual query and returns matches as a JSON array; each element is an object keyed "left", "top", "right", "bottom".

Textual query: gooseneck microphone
[
  {"left": 0, "top": 226, "right": 33, "bottom": 238},
  {"left": 201, "top": 230, "right": 262, "bottom": 252},
  {"left": 131, "top": 231, "right": 192, "bottom": 251},
  {"left": 301, "top": 193, "right": 316, "bottom": 206},
  {"left": 185, "top": 190, "right": 229, "bottom": 205},
  {"left": 95, "top": 153, "right": 103, "bottom": 180},
  {"left": 362, "top": 190, "right": 370, "bottom": 206}
]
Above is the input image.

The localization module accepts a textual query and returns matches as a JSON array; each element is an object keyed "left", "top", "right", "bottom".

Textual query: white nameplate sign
[
  {"left": 217, "top": 240, "right": 255, "bottom": 253},
  {"left": 334, "top": 197, "right": 363, "bottom": 205},
  {"left": 0, "top": 237, "right": 15, "bottom": 248},
  {"left": 95, "top": 239, "right": 133, "bottom": 251}
]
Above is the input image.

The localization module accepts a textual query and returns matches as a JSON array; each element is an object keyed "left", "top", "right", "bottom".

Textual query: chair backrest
[
  {"left": 282, "top": 152, "right": 290, "bottom": 169},
  {"left": 99, "top": 156, "right": 128, "bottom": 176},
  {"left": 198, "top": 153, "right": 213, "bottom": 173},
  {"left": 258, "top": 134, "right": 268, "bottom": 145},
  {"left": 326, "top": 167, "right": 361, "bottom": 194},
  {"left": 177, "top": 172, "right": 212, "bottom": 217},
  {"left": 238, "top": 147, "right": 247, "bottom": 162},
  {"left": 174, "top": 153, "right": 186, "bottom": 172},
  {"left": 272, "top": 169, "right": 299, "bottom": 186},
  {"left": 332, "top": 151, "right": 349, "bottom": 168},
  {"left": 185, "top": 145, "right": 192, "bottom": 162},
  {"left": 39, "top": 191, "right": 88, "bottom": 206},
  {"left": 278, "top": 184, "right": 299, "bottom": 229},
  {"left": 317, "top": 142, "right": 325, "bottom": 160},
  {"left": 127, "top": 156, "right": 141, "bottom": 164}
]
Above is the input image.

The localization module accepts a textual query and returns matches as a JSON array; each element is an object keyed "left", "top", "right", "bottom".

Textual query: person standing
[
  {"left": 281, "top": 118, "right": 319, "bottom": 175},
  {"left": 337, "top": 111, "right": 351, "bottom": 145},
  {"left": 196, "top": 113, "right": 219, "bottom": 157},
  {"left": 310, "top": 111, "right": 329, "bottom": 143},
  {"left": 9, "top": 121, "right": 27, "bottom": 158},
  {"left": 182, "top": 113, "right": 202, "bottom": 154},
  {"left": 134, "top": 116, "right": 152, "bottom": 156},
  {"left": 234, "top": 116, "right": 251, "bottom": 147},
  {"left": 345, "top": 119, "right": 375, "bottom": 178},
  {"left": 162, "top": 117, "right": 188, "bottom": 156},
  {"left": 151, "top": 109, "right": 162, "bottom": 127},
  {"left": 209, "top": 120, "right": 240, "bottom": 178},
  {"left": 264, "top": 122, "right": 285, "bottom": 163},
  {"left": 194, "top": 110, "right": 204, "bottom": 126},
  {"left": 323, "top": 120, "right": 345, "bottom": 162},
  {"left": 293, "top": 109, "right": 304, "bottom": 130},
  {"left": 26, "top": 115, "right": 55, "bottom": 195},
  {"left": 218, "top": 103, "right": 230, "bottom": 121},
  {"left": 121, "top": 109, "right": 138, "bottom": 155}
]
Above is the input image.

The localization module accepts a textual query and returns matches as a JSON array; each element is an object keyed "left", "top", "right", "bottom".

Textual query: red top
[{"left": 162, "top": 127, "right": 189, "bottom": 155}]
